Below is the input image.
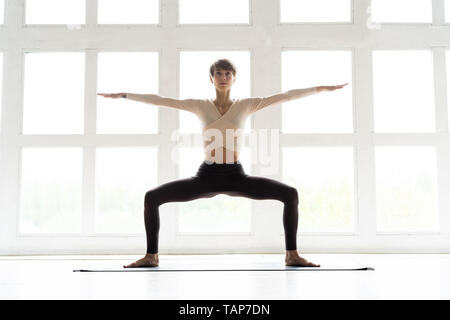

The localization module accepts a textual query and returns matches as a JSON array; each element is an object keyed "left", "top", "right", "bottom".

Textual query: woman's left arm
[
  {"left": 250, "top": 83, "right": 348, "bottom": 114},
  {"left": 316, "top": 83, "right": 348, "bottom": 93}
]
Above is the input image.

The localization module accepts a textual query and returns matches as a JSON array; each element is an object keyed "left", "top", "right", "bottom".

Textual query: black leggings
[{"left": 144, "top": 160, "right": 299, "bottom": 253}]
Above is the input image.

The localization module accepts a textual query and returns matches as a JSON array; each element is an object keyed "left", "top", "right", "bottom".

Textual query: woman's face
[{"left": 210, "top": 68, "right": 235, "bottom": 92}]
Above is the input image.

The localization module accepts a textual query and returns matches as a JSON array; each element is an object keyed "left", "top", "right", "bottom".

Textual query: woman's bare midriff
[{"left": 209, "top": 147, "right": 239, "bottom": 163}]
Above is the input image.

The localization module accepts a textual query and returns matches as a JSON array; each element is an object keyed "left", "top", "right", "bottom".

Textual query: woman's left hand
[{"left": 317, "top": 83, "right": 348, "bottom": 92}]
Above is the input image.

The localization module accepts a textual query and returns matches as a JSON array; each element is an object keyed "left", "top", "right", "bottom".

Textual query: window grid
[{"left": 0, "top": 0, "right": 450, "bottom": 254}]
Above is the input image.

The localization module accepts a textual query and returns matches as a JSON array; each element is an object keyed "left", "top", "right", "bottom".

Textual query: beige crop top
[{"left": 126, "top": 87, "right": 318, "bottom": 164}]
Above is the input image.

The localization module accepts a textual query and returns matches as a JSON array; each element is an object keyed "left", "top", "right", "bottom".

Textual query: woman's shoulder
[
  {"left": 237, "top": 97, "right": 261, "bottom": 103},
  {"left": 235, "top": 97, "right": 263, "bottom": 109}
]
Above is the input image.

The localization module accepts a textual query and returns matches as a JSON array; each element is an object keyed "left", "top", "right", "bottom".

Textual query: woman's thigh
[
  {"left": 223, "top": 174, "right": 296, "bottom": 202},
  {"left": 146, "top": 176, "right": 218, "bottom": 205}
]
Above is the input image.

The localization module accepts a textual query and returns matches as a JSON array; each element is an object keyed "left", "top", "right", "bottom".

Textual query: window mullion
[
  {"left": 433, "top": 48, "right": 450, "bottom": 234},
  {"left": 81, "top": 50, "right": 97, "bottom": 236},
  {"left": 432, "top": 0, "right": 446, "bottom": 25},
  {"left": 353, "top": 47, "right": 377, "bottom": 242},
  {"left": 0, "top": 48, "right": 25, "bottom": 253},
  {"left": 86, "top": 0, "right": 98, "bottom": 26}
]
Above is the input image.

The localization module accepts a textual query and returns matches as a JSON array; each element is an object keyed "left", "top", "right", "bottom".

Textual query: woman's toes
[{"left": 124, "top": 262, "right": 137, "bottom": 268}]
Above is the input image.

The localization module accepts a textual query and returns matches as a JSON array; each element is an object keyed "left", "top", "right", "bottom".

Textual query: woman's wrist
[{"left": 121, "top": 93, "right": 127, "bottom": 99}]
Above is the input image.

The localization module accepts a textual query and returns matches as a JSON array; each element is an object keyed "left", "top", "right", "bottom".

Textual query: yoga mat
[{"left": 74, "top": 260, "right": 374, "bottom": 272}]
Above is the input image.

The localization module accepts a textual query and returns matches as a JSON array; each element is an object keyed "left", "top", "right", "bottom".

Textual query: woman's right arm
[{"left": 97, "top": 92, "right": 198, "bottom": 114}]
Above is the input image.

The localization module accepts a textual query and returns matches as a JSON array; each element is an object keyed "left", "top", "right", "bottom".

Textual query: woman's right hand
[{"left": 97, "top": 93, "right": 126, "bottom": 99}]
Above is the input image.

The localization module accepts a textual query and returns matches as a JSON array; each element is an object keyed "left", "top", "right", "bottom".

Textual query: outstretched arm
[
  {"left": 316, "top": 83, "right": 348, "bottom": 93},
  {"left": 250, "top": 83, "right": 348, "bottom": 114},
  {"left": 97, "top": 92, "right": 198, "bottom": 114}
]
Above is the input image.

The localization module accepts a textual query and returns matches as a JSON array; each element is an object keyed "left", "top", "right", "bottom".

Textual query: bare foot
[
  {"left": 285, "top": 250, "right": 320, "bottom": 267},
  {"left": 123, "top": 253, "right": 159, "bottom": 268}
]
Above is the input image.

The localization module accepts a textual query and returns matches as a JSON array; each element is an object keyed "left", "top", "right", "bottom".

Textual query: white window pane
[
  {"left": 95, "top": 147, "right": 158, "bottom": 234},
  {"left": 179, "top": 0, "right": 249, "bottom": 24},
  {"left": 373, "top": 50, "right": 435, "bottom": 132},
  {"left": 98, "top": 0, "right": 158, "bottom": 24},
  {"left": 178, "top": 147, "right": 252, "bottom": 233},
  {"left": 375, "top": 147, "right": 438, "bottom": 232},
  {"left": 446, "top": 0, "right": 450, "bottom": 22},
  {"left": 280, "top": 0, "right": 351, "bottom": 23},
  {"left": 97, "top": 52, "right": 158, "bottom": 134},
  {"left": 0, "top": 53, "right": 3, "bottom": 127},
  {"left": 282, "top": 51, "right": 353, "bottom": 133},
  {"left": 23, "top": 52, "right": 84, "bottom": 134},
  {"left": 19, "top": 148, "right": 82, "bottom": 234},
  {"left": 370, "top": 0, "right": 432, "bottom": 23},
  {"left": 26, "top": 0, "right": 85, "bottom": 24},
  {"left": 448, "top": 51, "right": 450, "bottom": 129},
  {"left": 283, "top": 147, "right": 355, "bottom": 233},
  {"left": 179, "top": 51, "right": 251, "bottom": 135},
  {"left": 0, "top": 0, "right": 4, "bottom": 24}
]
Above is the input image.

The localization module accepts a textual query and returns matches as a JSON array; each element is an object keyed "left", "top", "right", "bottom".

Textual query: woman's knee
[
  {"left": 144, "top": 190, "right": 159, "bottom": 208},
  {"left": 283, "top": 186, "right": 299, "bottom": 205}
]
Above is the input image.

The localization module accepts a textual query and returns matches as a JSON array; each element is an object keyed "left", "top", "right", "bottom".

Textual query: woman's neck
[{"left": 214, "top": 90, "right": 232, "bottom": 105}]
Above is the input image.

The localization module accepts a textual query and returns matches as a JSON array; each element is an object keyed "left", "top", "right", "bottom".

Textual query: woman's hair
[{"left": 209, "top": 59, "right": 237, "bottom": 78}]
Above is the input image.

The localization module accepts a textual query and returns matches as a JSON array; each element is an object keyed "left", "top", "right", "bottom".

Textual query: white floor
[{"left": 1, "top": 254, "right": 450, "bottom": 300}]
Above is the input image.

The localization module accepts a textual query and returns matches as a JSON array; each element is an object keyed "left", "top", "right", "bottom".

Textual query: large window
[
  {"left": 19, "top": 148, "right": 83, "bottom": 234},
  {"left": 95, "top": 147, "right": 158, "bottom": 234},
  {"left": 97, "top": 52, "right": 159, "bottom": 134},
  {"left": 280, "top": 0, "right": 352, "bottom": 23},
  {"left": 97, "top": 0, "right": 159, "bottom": 25},
  {"left": 372, "top": 50, "right": 435, "bottom": 132},
  {"left": 1, "top": 1, "right": 450, "bottom": 254},
  {"left": 25, "top": 0, "right": 85, "bottom": 25},
  {"left": 23, "top": 52, "right": 85, "bottom": 134},
  {"left": 370, "top": 0, "right": 432, "bottom": 23},
  {"left": 281, "top": 50, "right": 353, "bottom": 133},
  {"left": 375, "top": 147, "right": 438, "bottom": 232},
  {"left": 178, "top": 0, "right": 249, "bottom": 24},
  {"left": 283, "top": 147, "right": 355, "bottom": 233}
]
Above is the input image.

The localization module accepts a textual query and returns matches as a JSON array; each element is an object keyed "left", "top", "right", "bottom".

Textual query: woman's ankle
[{"left": 285, "top": 249, "right": 299, "bottom": 258}]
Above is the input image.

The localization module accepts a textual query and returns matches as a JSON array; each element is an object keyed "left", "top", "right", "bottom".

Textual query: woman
[{"left": 98, "top": 59, "right": 347, "bottom": 268}]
